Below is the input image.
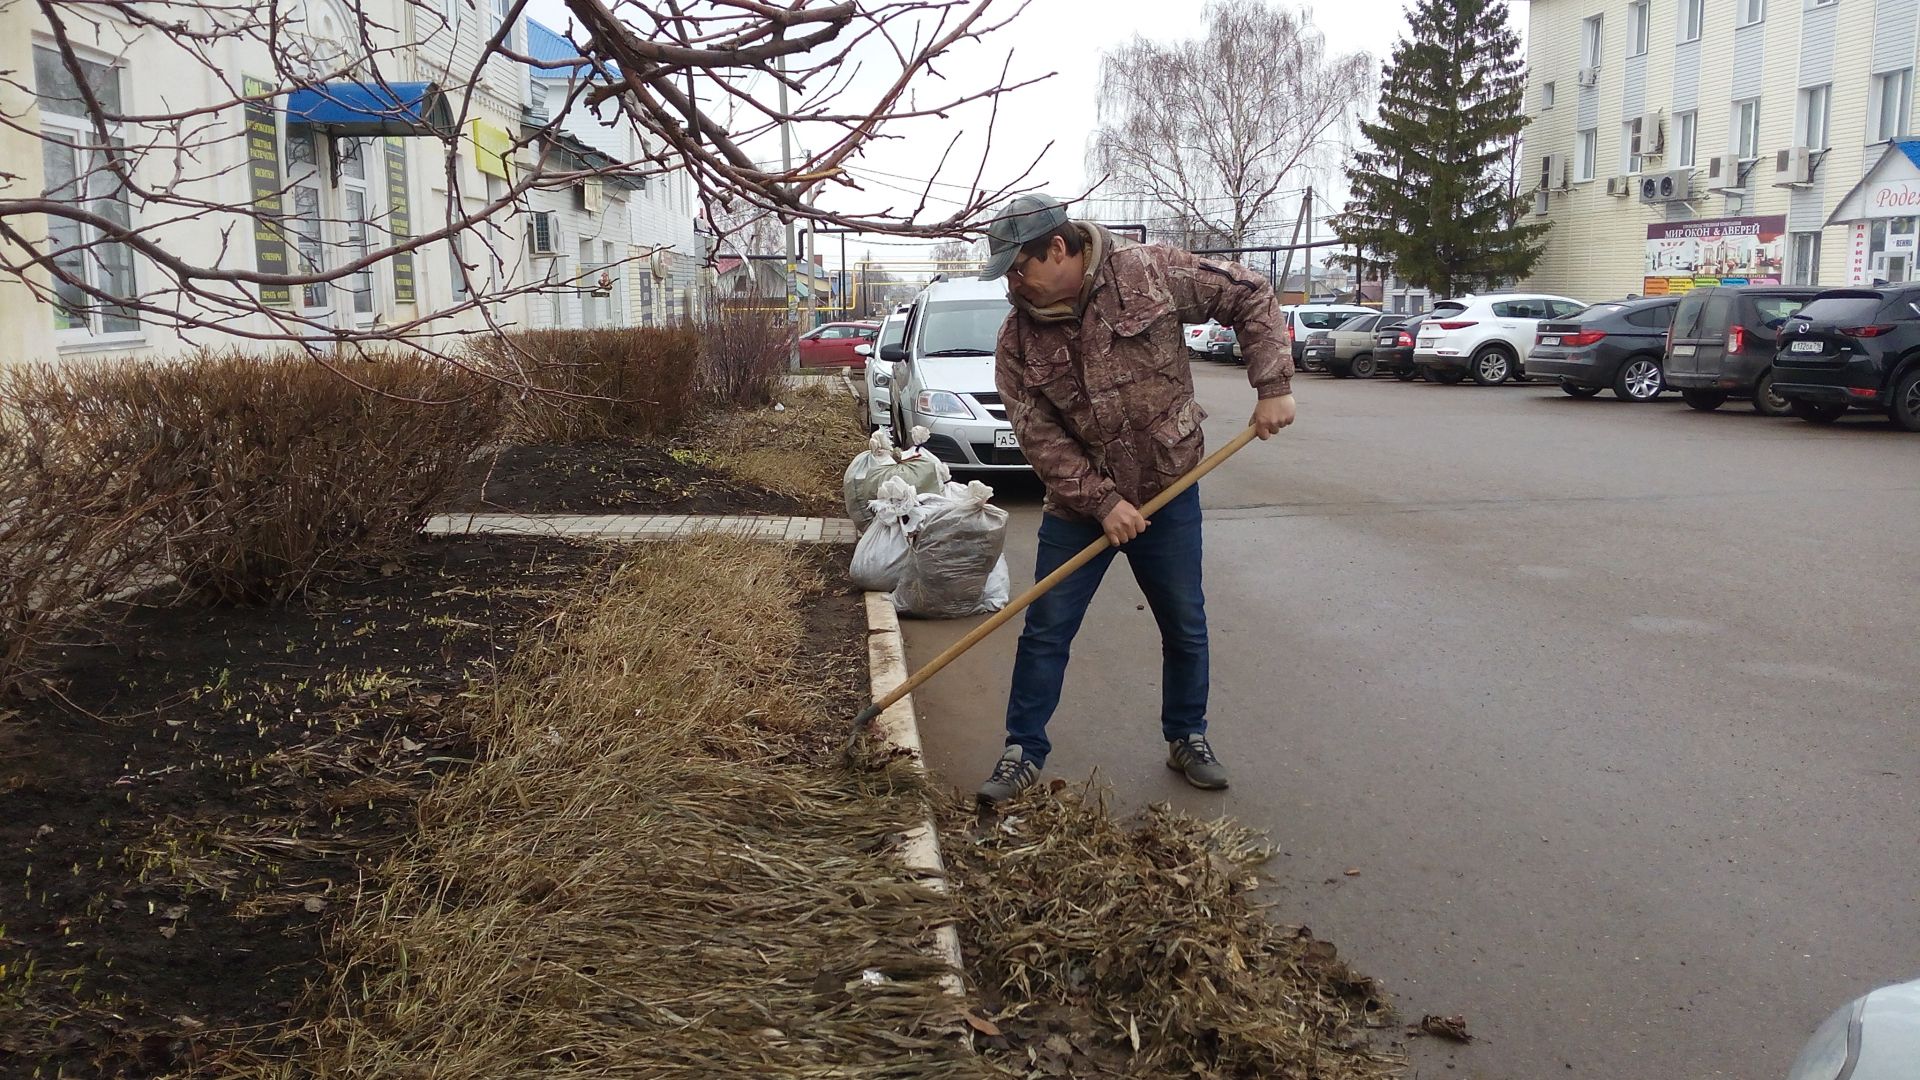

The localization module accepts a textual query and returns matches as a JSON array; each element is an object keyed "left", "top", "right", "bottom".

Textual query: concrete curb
[{"left": 862, "top": 591, "right": 967, "bottom": 995}]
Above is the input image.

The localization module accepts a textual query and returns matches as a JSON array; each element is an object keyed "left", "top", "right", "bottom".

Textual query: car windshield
[
  {"left": 1431, "top": 302, "right": 1468, "bottom": 317},
  {"left": 1790, "top": 295, "right": 1885, "bottom": 326},
  {"left": 878, "top": 316, "right": 907, "bottom": 351},
  {"left": 916, "top": 298, "right": 1009, "bottom": 356},
  {"left": 1749, "top": 296, "right": 1810, "bottom": 328},
  {"left": 1336, "top": 314, "right": 1375, "bottom": 330},
  {"left": 1576, "top": 304, "right": 1625, "bottom": 322}
]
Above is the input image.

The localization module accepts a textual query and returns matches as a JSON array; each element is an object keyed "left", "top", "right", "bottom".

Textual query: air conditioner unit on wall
[
  {"left": 1540, "top": 152, "right": 1570, "bottom": 192},
  {"left": 528, "top": 211, "right": 559, "bottom": 256},
  {"left": 1638, "top": 112, "right": 1666, "bottom": 156},
  {"left": 1638, "top": 169, "right": 1694, "bottom": 204},
  {"left": 1774, "top": 146, "right": 1814, "bottom": 186},
  {"left": 1606, "top": 175, "right": 1633, "bottom": 196},
  {"left": 1577, "top": 67, "right": 1599, "bottom": 87},
  {"left": 1707, "top": 154, "right": 1745, "bottom": 192}
]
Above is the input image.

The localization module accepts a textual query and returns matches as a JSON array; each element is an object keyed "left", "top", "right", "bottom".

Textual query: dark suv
[
  {"left": 1374, "top": 313, "right": 1430, "bottom": 380},
  {"left": 1772, "top": 286, "right": 1920, "bottom": 430},
  {"left": 1663, "top": 285, "right": 1819, "bottom": 415}
]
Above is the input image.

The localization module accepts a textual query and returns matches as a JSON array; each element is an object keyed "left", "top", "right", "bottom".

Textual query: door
[
  {"left": 1666, "top": 290, "right": 1709, "bottom": 375},
  {"left": 1491, "top": 299, "right": 1548, "bottom": 355},
  {"left": 1690, "top": 290, "right": 1735, "bottom": 377}
]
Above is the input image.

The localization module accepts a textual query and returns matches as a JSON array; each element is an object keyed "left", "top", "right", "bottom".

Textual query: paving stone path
[{"left": 426, "top": 512, "right": 859, "bottom": 544}]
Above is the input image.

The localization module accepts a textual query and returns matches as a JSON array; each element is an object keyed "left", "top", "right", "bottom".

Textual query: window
[
  {"left": 1628, "top": 1, "right": 1650, "bottom": 55},
  {"left": 1576, "top": 127, "right": 1598, "bottom": 180},
  {"left": 1735, "top": 99, "right": 1761, "bottom": 161},
  {"left": 1680, "top": 0, "right": 1703, "bottom": 41},
  {"left": 292, "top": 186, "right": 327, "bottom": 308},
  {"left": 32, "top": 44, "right": 138, "bottom": 337},
  {"left": 1542, "top": 81, "right": 1556, "bottom": 109},
  {"left": 1798, "top": 84, "right": 1831, "bottom": 150},
  {"left": 448, "top": 235, "right": 469, "bottom": 301},
  {"left": 1675, "top": 110, "right": 1698, "bottom": 166},
  {"left": 1874, "top": 69, "right": 1912, "bottom": 142},
  {"left": 338, "top": 140, "right": 374, "bottom": 316},
  {"left": 1582, "top": 16, "right": 1604, "bottom": 69},
  {"left": 1738, "top": 0, "right": 1765, "bottom": 24},
  {"left": 1624, "top": 304, "right": 1677, "bottom": 329},
  {"left": 1623, "top": 119, "right": 1643, "bottom": 173}
]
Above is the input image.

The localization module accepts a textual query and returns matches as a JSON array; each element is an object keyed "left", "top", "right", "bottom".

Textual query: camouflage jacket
[{"left": 994, "top": 226, "right": 1292, "bottom": 522}]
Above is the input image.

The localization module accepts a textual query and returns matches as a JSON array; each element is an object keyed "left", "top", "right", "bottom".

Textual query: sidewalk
[{"left": 425, "top": 512, "right": 860, "bottom": 544}]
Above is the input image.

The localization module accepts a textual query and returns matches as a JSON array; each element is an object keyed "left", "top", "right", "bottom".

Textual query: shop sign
[{"left": 1644, "top": 216, "right": 1785, "bottom": 296}]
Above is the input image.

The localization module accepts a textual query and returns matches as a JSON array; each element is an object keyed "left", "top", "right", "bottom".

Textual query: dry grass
[
  {"left": 680, "top": 383, "right": 871, "bottom": 512},
  {"left": 942, "top": 785, "right": 1406, "bottom": 1079},
  {"left": 236, "top": 538, "right": 997, "bottom": 1078}
]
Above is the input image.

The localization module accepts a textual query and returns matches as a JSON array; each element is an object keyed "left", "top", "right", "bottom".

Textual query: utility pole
[
  {"left": 1303, "top": 186, "right": 1315, "bottom": 302},
  {"left": 778, "top": 56, "right": 799, "bottom": 371}
]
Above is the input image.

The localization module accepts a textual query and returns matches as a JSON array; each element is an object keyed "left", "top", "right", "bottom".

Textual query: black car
[
  {"left": 1772, "top": 286, "right": 1920, "bottom": 430},
  {"left": 1663, "top": 285, "right": 1819, "bottom": 415},
  {"left": 1527, "top": 297, "right": 1679, "bottom": 401},
  {"left": 1374, "top": 314, "right": 1430, "bottom": 380}
]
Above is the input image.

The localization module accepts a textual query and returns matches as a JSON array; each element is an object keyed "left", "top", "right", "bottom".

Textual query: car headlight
[
  {"left": 872, "top": 370, "right": 891, "bottom": 388},
  {"left": 914, "top": 390, "right": 974, "bottom": 419}
]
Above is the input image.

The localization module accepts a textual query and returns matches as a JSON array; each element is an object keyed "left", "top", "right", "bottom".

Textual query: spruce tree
[{"left": 1334, "top": 0, "right": 1549, "bottom": 298}]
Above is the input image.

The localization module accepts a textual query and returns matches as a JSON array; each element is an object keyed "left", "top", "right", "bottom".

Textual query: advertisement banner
[
  {"left": 1643, "top": 215, "right": 1785, "bottom": 295},
  {"left": 384, "top": 137, "right": 414, "bottom": 303},
  {"left": 243, "top": 76, "right": 291, "bottom": 307}
]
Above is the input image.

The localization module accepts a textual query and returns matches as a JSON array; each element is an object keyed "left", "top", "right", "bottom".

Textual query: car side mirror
[
  {"left": 879, "top": 343, "right": 906, "bottom": 363},
  {"left": 854, "top": 343, "right": 873, "bottom": 357}
]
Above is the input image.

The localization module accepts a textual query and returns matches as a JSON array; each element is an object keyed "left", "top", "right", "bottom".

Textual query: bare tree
[
  {"left": 1086, "top": 0, "right": 1370, "bottom": 250},
  {"left": 0, "top": 0, "right": 1042, "bottom": 360},
  {"left": 929, "top": 238, "right": 974, "bottom": 265}
]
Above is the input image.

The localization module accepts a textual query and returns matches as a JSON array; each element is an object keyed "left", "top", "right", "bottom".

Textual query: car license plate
[
  {"left": 1790, "top": 339, "right": 1824, "bottom": 353},
  {"left": 1378, "top": 336, "right": 1395, "bottom": 346},
  {"left": 1540, "top": 336, "right": 1561, "bottom": 346},
  {"left": 994, "top": 429, "right": 1019, "bottom": 449},
  {"left": 1672, "top": 344, "right": 1695, "bottom": 357}
]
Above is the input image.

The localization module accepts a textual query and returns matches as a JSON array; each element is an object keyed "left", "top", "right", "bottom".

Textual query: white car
[
  {"left": 886, "top": 277, "right": 1027, "bottom": 472},
  {"left": 858, "top": 303, "right": 911, "bottom": 430},
  {"left": 1183, "top": 321, "right": 1217, "bottom": 357},
  {"left": 1413, "top": 293, "right": 1587, "bottom": 385}
]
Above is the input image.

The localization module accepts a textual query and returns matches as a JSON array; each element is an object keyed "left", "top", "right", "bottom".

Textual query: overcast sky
[{"left": 521, "top": 0, "right": 1495, "bottom": 268}]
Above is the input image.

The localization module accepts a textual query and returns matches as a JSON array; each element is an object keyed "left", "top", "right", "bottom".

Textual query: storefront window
[
  {"left": 1869, "top": 217, "right": 1917, "bottom": 283},
  {"left": 1789, "top": 233, "right": 1821, "bottom": 285}
]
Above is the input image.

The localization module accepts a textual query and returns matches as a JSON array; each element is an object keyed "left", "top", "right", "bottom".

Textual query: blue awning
[{"left": 285, "top": 82, "right": 453, "bottom": 137}]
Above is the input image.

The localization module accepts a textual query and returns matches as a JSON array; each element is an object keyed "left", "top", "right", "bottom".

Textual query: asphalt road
[{"left": 891, "top": 365, "right": 1920, "bottom": 1079}]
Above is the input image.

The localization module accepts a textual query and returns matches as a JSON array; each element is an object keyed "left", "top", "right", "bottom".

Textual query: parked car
[
  {"left": 1772, "top": 285, "right": 1920, "bottom": 430},
  {"left": 1663, "top": 285, "right": 1820, "bottom": 415},
  {"left": 1281, "top": 303, "right": 1377, "bottom": 368},
  {"left": 1202, "top": 323, "right": 1241, "bottom": 361},
  {"left": 857, "top": 303, "right": 912, "bottom": 431},
  {"left": 1184, "top": 321, "right": 1217, "bottom": 357},
  {"left": 884, "top": 276, "right": 1028, "bottom": 470},
  {"left": 1527, "top": 296, "right": 1679, "bottom": 401},
  {"left": 1303, "top": 312, "right": 1404, "bottom": 378},
  {"left": 1414, "top": 293, "right": 1586, "bottom": 385},
  {"left": 797, "top": 320, "right": 880, "bottom": 370},
  {"left": 1374, "top": 313, "right": 1431, "bottom": 380}
]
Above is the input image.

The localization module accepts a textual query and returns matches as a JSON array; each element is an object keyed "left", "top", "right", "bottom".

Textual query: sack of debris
[
  {"left": 894, "top": 480, "right": 1010, "bottom": 619},
  {"left": 842, "top": 427, "right": 948, "bottom": 529},
  {"left": 849, "top": 477, "right": 922, "bottom": 592}
]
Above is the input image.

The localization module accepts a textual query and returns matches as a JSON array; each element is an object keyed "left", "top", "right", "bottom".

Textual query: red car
[{"left": 797, "top": 321, "right": 881, "bottom": 370}]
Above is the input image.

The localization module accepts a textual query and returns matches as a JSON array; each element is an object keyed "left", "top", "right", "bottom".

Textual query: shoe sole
[{"left": 1166, "top": 759, "right": 1229, "bottom": 790}]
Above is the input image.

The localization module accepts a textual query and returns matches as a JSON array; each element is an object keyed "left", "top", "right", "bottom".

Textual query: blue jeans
[{"left": 1004, "top": 484, "right": 1208, "bottom": 767}]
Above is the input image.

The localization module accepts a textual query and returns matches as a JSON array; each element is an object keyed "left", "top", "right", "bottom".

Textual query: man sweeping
[{"left": 975, "top": 193, "right": 1296, "bottom": 805}]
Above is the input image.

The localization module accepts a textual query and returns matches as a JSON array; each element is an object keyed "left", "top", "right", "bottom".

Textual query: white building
[{"left": 1525, "top": 0, "right": 1920, "bottom": 300}]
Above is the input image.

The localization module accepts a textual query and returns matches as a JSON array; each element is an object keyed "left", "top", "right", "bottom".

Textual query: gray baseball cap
[{"left": 980, "top": 193, "right": 1069, "bottom": 280}]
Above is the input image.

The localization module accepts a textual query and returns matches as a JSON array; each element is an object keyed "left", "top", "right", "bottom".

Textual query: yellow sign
[{"left": 468, "top": 119, "right": 514, "bottom": 179}]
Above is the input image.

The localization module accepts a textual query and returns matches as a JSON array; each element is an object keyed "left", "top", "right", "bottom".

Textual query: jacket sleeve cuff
[
  {"left": 1256, "top": 375, "right": 1294, "bottom": 399},
  {"left": 1090, "top": 490, "right": 1126, "bottom": 521}
]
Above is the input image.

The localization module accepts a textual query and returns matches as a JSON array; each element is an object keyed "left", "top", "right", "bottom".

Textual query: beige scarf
[{"left": 1011, "top": 222, "right": 1108, "bottom": 326}]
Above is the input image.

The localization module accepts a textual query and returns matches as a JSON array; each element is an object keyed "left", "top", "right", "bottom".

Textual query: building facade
[
  {"left": 0, "top": 4, "right": 714, "bottom": 365},
  {"left": 1525, "top": 0, "right": 1920, "bottom": 300}
]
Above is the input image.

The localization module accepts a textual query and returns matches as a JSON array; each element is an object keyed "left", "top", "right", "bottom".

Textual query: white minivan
[{"left": 1413, "top": 293, "right": 1586, "bottom": 385}]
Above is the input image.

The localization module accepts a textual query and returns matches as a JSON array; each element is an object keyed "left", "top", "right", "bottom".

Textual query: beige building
[{"left": 1524, "top": 0, "right": 1920, "bottom": 301}]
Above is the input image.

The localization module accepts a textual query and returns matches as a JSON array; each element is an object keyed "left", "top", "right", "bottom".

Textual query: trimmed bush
[
  {"left": 469, "top": 328, "right": 702, "bottom": 443},
  {"left": 698, "top": 303, "right": 789, "bottom": 407}
]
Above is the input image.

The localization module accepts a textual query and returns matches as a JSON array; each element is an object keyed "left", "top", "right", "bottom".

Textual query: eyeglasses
[{"left": 1007, "top": 253, "right": 1035, "bottom": 281}]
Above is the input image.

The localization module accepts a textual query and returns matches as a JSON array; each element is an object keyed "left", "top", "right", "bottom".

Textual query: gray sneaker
[
  {"left": 976, "top": 745, "right": 1041, "bottom": 805},
  {"left": 1167, "top": 733, "right": 1229, "bottom": 790}
]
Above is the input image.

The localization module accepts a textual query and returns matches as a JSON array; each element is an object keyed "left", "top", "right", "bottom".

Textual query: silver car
[
  {"left": 883, "top": 277, "right": 1027, "bottom": 472},
  {"left": 859, "top": 303, "right": 911, "bottom": 430}
]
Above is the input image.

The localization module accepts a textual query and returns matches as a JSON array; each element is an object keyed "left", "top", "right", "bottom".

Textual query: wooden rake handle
[{"left": 845, "top": 423, "right": 1262, "bottom": 753}]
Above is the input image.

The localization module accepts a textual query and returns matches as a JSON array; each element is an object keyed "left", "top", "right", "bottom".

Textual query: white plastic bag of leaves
[
  {"left": 850, "top": 477, "right": 922, "bottom": 592},
  {"left": 842, "top": 427, "right": 946, "bottom": 529},
  {"left": 894, "top": 480, "right": 1010, "bottom": 619}
]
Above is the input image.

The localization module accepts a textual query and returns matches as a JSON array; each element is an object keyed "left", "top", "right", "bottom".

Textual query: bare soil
[{"left": 441, "top": 441, "right": 813, "bottom": 516}]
